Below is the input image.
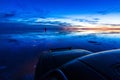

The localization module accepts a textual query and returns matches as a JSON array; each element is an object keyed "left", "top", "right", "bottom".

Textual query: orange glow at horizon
[{"left": 63, "top": 26, "right": 120, "bottom": 33}]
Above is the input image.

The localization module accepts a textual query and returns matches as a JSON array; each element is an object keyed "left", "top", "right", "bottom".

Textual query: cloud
[
  {"left": 0, "top": 11, "right": 16, "bottom": 22},
  {"left": 74, "top": 18, "right": 100, "bottom": 24},
  {"left": 34, "top": 18, "right": 73, "bottom": 25},
  {"left": 11, "top": 17, "right": 100, "bottom": 27},
  {"left": 35, "top": 21, "right": 71, "bottom": 26},
  {"left": 103, "top": 23, "right": 120, "bottom": 26},
  {"left": 93, "top": 18, "right": 100, "bottom": 20},
  {"left": 97, "top": 7, "right": 120, "bottom": 15},
  {"left": 0, "top": 11, "right": 16, "bottom": 19},
  {"left": 97, "top": 10, "right": 109, "bottom": 15}
]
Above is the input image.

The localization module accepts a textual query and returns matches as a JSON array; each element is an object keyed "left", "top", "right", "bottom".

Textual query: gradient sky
[{"left": 0, "top": 0, "right": 120, "bottom": 27}]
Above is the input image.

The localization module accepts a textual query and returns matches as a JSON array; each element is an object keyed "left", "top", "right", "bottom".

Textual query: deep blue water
[{"left": 0, "top": 32, "right": 120, "bottom": 80}]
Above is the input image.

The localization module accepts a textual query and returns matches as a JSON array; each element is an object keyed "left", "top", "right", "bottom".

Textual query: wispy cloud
[
  {"left": 97, "top": 10, "right": 109, "bottom": 15},
  {"left": 0, "top": 11, "right": 17, "bottom": 22},
  {"left": 0, "top": 12, "right": 120, "bottom": 29},
  {"left": 97, "top": 7, "right": 120, "bottom": 15},
  {"left": 0, "top": 11, "right": 16, "bottom": 19},
  {"left": 103, "top": 23, "right": 120, "bottom": 26},
  {"left": 74, "top": 18, "right": 99, "bottom": 24}
]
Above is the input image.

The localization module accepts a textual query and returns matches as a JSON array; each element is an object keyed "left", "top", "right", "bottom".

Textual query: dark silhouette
[{"left": 44, "top": 27, "right": 47, "bottom": 32}]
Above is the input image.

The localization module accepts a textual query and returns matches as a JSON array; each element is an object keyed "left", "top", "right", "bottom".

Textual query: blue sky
[{"left": 0, "top": 0, "right": 120, "bottom": 27}]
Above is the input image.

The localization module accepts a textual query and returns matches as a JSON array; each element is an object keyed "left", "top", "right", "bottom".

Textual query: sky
[{"left": 0, "top": 0, "right": 120, "bottom": 27}]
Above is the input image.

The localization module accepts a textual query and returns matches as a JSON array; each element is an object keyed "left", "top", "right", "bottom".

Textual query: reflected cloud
[{"left": 63, "top": 27, "right": 120, "bottom": 33}]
